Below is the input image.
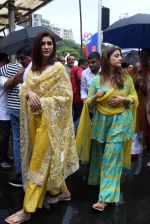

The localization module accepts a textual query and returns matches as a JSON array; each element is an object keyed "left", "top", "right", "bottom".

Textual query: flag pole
[
  {"left": 98, "top": 0, "right": 102, "bottom": 54},
  {"left": 79, "top": 0, "right": 83, "bottom": 57}
]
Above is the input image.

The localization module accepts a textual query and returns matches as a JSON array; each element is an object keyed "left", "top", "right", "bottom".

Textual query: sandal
[
  {"left": 5, "top": 209, "right": 31, "bottom": 224},
  {"left": 0, "top": 162, "right": 11, "bottom": 170},
  {"left": 47, "top": 191, "right": 71, "bottom": 205},
  {"left": 92, "top": 202, "right": 108, "bottom": 212}
]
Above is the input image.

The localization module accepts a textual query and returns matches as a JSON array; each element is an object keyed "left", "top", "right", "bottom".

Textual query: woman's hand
[
  {"left": 108, "top": 96, "right": 128, "bottom": 107},
  {"left": 26, "top": 91, "right": 41, "bottom": 112},
  {"left": 95, "top": 90, "right": 106, "bottom": 98},
  {"left": 89, "top": 90, "right": 106, "bottom": 107},
  {"left": 14, "top": 67, "right": 25, "bottom": 84}
]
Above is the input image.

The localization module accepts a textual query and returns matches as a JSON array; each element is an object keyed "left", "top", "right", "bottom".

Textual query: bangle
[{"left": 127, "top": 98, "right": 134, "bottom": 105}]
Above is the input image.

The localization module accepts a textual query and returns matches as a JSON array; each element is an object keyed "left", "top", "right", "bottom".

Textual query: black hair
[
  {"left": 78, "top": 58, "right": 88, "bottom": 66},
  {"left": 17, "top": 46, "right": 32, "bottom": 58},
  {"left": 122, "top": 62, "right": 129, "bottom": 68},
  {"left": 32, "top": 32, "right": 56, "bottom": 72},
  {"left": 88, "top": 51, "right": 100, "bottom": 60},
  {"left": 67, "top": 54, "right": 75, "bottom": 60},
  {"left": 0, "top": 52, "right": 9, "bottom": 63}
]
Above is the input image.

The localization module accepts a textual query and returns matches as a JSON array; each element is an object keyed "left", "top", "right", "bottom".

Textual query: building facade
[
  {"left": 50, "top": 24, "right": 73, "bottom": 40},
  {"left": 119, "top": 13, "right": 129, "bottom": 20},
  {"left": 32, "top": 14, "right": 50, "bottom": 28},
  {"left": 17, "top": 13, "right": 73, "bottom": 41}
]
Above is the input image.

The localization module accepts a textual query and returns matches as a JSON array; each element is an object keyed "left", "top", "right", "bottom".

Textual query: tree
[
  {"left": 56, "top": 40, "right": 82, "bottom": 59},
  {"left": 101, "top": 43, "right": 115, "bottom": 53},
  {"left": 56, "top": 40, "right": 113, "bottom": 58}
]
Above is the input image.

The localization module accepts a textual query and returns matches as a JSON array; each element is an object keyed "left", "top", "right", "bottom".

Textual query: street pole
[
  {"left": 79, "top": 0, "right": 83, "bottom": 57},
  {"left": 8, "top": 0, "right": 16, "bottom": 62},
  {"left": 8, "top": 0, "right": 15, "bottom": 33},
  {"left": 98, "top": 0, "right": 102, "bottom": 54}
]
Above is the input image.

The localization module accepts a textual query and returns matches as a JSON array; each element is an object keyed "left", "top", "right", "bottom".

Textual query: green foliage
[
  {"left": 56, "top": 40, "right": 82, "bottom": 59},
  {"left": 56, "top": 40, "right": 114, "bottom": 58},
  {"left": 101, "top": 43, "right": 114, "bottom": 53}
]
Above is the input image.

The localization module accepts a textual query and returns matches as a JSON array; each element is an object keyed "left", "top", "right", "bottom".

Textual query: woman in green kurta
[{"left": 76, "top": 47, "right": 138, "bottom": 211}]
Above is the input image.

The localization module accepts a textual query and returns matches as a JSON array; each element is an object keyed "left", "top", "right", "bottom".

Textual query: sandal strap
[
  {"left": 48, "top": 192, "right": 71, "bottom": 204},
  {"left": 16, "top": 210, "right": 31, "bottom": 220},
  {"left": 5, "top": 210, "right": 31, "bottom": 224}
]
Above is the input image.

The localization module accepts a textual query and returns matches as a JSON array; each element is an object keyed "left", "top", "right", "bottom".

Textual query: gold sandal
[
  {"left": 47, "top": 191, "right": 71, "bottom": 205},
  {"left": 92, "top": 202, "right": 108, "bottom": 212},
  {"left": 5, "top": 209, "right": 31, "bottom": 224}
]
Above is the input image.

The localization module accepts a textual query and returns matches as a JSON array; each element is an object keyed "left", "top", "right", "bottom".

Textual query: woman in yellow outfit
[{"left": 5, "top": 32, "right": 79, "bottom": 224}]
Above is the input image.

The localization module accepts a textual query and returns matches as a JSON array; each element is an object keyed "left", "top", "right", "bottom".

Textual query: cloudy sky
[{"left": 37, "top": 0, "right": 150, "bottom": 43}]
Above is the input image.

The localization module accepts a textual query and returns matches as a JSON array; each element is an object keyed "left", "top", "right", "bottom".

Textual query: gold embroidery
[{"left": 20, "top": 62, "right": 79, "bottom": 189}]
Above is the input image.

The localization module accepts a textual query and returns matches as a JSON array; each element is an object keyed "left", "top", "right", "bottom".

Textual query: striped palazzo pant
[{"left": 88, "top": 141, "right": 124, "bottom": 203}]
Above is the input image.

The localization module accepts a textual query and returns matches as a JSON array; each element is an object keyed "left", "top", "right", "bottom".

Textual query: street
[{"left": 0, "top": 158, "right": 150, "bottom": 224}]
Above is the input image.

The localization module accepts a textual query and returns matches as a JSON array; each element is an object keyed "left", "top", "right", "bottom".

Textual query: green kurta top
[{"left": 88, "top": 75, "right": 134, "bottom": 143}]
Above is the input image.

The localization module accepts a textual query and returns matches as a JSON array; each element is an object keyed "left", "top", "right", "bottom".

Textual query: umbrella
[
  {"left": 0, "top": 26, "right": 62, "bottom": 55},
  {"left": 122, "top": 50, "right": 140, "bottom": 65},
  {"left": 103, "top": 13, "right": 150, "bottom": 48}
]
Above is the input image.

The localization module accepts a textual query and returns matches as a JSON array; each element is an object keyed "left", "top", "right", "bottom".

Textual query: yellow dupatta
[
  {"left": 76, "top": 75, "right": 138, "bottom": 168},
  {"left": 20, "top": 62, "right": 79, "bottom": 189}
]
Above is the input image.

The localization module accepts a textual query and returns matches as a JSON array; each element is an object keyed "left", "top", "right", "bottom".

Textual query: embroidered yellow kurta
[{"left": 20, "top": 62, "right": 79, "bottom": 190}]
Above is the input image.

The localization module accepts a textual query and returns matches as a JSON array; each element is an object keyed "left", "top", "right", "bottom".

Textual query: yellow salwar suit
[{"left": 20, "top": 62, "right": 79, "bottom": 212}]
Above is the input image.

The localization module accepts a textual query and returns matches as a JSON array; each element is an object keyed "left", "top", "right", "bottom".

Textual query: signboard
[
  {"left": 82, "top": 32, "right": 92, "bottom": 45},
  {"left": 85, "top": 33, "right": 98, "bottom": 57}
]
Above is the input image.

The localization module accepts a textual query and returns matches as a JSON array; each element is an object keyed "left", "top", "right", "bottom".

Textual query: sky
[{"left": 37, "top": 0, "right": 150, "bottom": 43}]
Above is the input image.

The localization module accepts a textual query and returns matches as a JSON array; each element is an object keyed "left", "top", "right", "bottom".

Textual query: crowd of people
[{"left": 0, "top": 31, "right": 149, "bottom": 223}]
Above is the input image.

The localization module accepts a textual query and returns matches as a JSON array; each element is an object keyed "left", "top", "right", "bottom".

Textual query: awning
[{"left": 0, "top": 0, "right": 53, "bottom": 32}]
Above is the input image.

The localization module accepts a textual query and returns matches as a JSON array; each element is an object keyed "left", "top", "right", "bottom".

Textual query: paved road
[{"left": 0, "top": 158, "right": 150, "bottom": 224}]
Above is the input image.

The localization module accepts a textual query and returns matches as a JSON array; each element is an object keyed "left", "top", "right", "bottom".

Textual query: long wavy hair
[
  {"left": 100, "top": 47, "right": 124, "bottom": 88},
  {"left": 32, "top": 32, "right": 56, "bottom": 72}
]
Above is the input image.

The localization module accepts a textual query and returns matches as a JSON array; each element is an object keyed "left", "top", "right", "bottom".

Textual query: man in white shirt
[
  {"left": 0, "top": 53, "right": 12, "bottom": 170},
  {"left": 16, "top": 46, "right": 32, "bottom": 82},
  {"left": 0, "top": 46, "right": 31, "bottom": 186},
  {"left": 81, "top": 52, "right": 101, "bottom": 102},
  {"left": 0, "top": 61, "right": 23, "bottom": 185}
]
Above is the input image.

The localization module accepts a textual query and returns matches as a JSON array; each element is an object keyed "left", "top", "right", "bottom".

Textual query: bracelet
[{"left": 127, "top": 98, "right": 134, "bottom": 105}]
